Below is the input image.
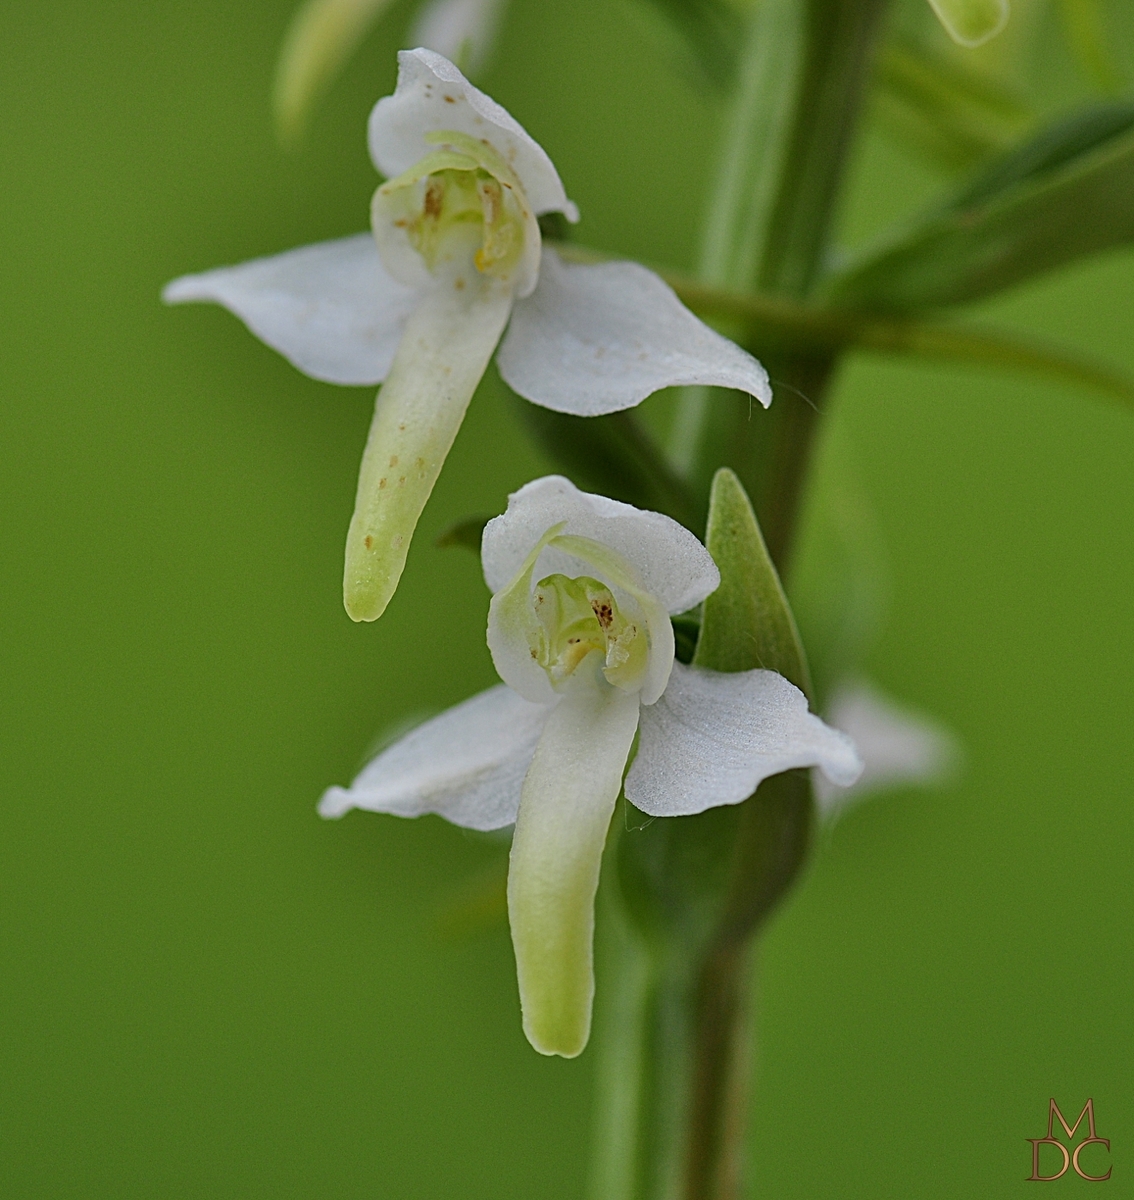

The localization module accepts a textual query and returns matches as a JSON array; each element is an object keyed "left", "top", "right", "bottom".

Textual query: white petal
[
  {"left": 625, "top": 662, "right": 862, "bottom": 818},
  {"left": 508, "top": 685, "right": 640, "bottom": 1057},
  {"left": 368, "top": 48, "right": 577, "bottom": 221},
  {"left": 318, "top": 684, "right": 552, "bottom": 829},
  {"left": 482, "top": 475, "right": 719, "bottom": 615},
  {"left": 813, "top": 680, "right": 957, "bottom": 817},
  {"left": 162, "top": 234, "right": 418, "bottom": 386},
  {"left": 409, "top": 0, "right": 505, "bottom": 76},
  {"left": 344, "top": 272, "right": 513, "bottom": 621},
  {"left": 496, "top": 250, "right": 772, "bottom": 416},
  {"left": 486, "top": 522, "right": 562, "bottom": 704}
]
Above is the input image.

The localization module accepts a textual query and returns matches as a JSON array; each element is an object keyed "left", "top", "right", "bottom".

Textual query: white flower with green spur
[
  {"left": 320, "top": 476, "right": 862, "bottom": 1057},
  {"left": 164, "top": 49, "right": 772, "bottom": 623}
]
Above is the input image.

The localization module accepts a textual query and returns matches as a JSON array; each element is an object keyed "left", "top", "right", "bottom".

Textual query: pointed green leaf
[
  {"left": 694, "top": 469, "right": 811, "bottom": 696},
  {"left": 949, "top": 102, "right": 1134, "bottom": 209},
  {"left": 617, "top": 471, "right": 814, "bottom": 958},
  {"left": 825, "top": 101, "right": 1134, "bottom": 312}
]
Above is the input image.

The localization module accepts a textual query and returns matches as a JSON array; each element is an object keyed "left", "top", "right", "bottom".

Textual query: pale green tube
[
  {"left": 927, "top": 0, "right": 1010, "bottom": 47},
  {"left": 508, "top": 682, "right": 640, "bottom": 1057},
  {"left": 343, "top": 276, "right": 512, "bottom": 622}
]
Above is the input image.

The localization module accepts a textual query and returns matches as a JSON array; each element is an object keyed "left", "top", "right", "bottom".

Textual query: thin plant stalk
[{"left": 590, "top": 3, "right": 890, "bottom": 1198}]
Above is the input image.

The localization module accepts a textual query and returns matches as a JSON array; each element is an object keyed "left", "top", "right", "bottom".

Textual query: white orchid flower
[
  {"left": 319, "top": 476, "right": 860, "bottom": 1057},
  {"left": 165, "top": 49, "right": 771, "bottom": 623},
  {"left": 927, "top": 0, "right": 1010, "bottom": 47},
  {"left": 814, "top": 678, "right": 957, "bottom": 821}
]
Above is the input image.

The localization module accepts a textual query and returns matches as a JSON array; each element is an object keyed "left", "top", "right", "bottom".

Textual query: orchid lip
[
  {"left": 372, "top": 127, "right": 538, "bottom": 292},
  {"left": 530, "top": 572, "right": 647, "bottom": 693}
]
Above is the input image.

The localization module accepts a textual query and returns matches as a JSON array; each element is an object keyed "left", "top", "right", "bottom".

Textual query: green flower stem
[
  {"left": 692, "top": 0, "right": 890, "bottom": 552},
  {"left": 591, "top": 772, "right": 813, "bottom": 1200},
  {"left": 669, "top": 0, "right": 807, "bottom": 476},
  {"left": 590, "top": 4, "right": 890, "bottom": 1197},
  {"left": 681, "top": 770, "right": 813, "bottom": 1198},
  {"left": 756, "top": 0, "right": 891, "bottom": 299}
]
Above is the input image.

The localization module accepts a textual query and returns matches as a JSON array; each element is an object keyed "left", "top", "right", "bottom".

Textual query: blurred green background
[{"left": 2, "top": 0, "right": 1132, "bottom": 1194}]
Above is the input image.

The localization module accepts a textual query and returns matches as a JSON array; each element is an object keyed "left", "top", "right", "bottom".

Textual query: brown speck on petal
[
  {"left": 443, "top": 94, "right": 456, "bottom": 104},
  {"left": 424, "top": 178, "right": 443, "bottom": 218},
  {"left": 378, "top": 478, "right": 387, "bottom": 490},
  {"left": 364, "top": 535, "right": 373, "bottom": 549},
  {"left": 389, "top": 455, "right": 399, "bottom": 467},
  {"left": 398, "top": 476, "right": 406, "bottom": 487}
]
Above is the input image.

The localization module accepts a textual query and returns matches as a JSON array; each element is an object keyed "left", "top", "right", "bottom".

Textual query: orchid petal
[
  {"left": 344, "top": 273, "right": 513, "bottom": 621},
  {"left": 625, "top": 662, "right": 862, "bottom": 818},
  {"left": 814, "top": 680, "right": 957, "bottom": 817},
  {"left": 486, "top": 523, "right": 564, "bottom": 705},
  {"left": 927, "top": 0, "right": 1009, "bottom": 47},
  {"left": 368, "top": 49, "right": 577, "bottom": 221},
  {"left": 409, "top": 0, "right": 506, "bottom": 77},
  {"left": 497, "top": 250, "right": 772, "bottom": 416},
  {"left": 482, "top": 475, "right": 719, "bottom": 615},
  {"left": 319, "top": 684, "right": 552, "bottom": 829},
  {"left": 162, "top": 234, "right": 417, "bottom": 386},
  {"left": 509, "top": 685, "right": 640, "bottom": 1057}
]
